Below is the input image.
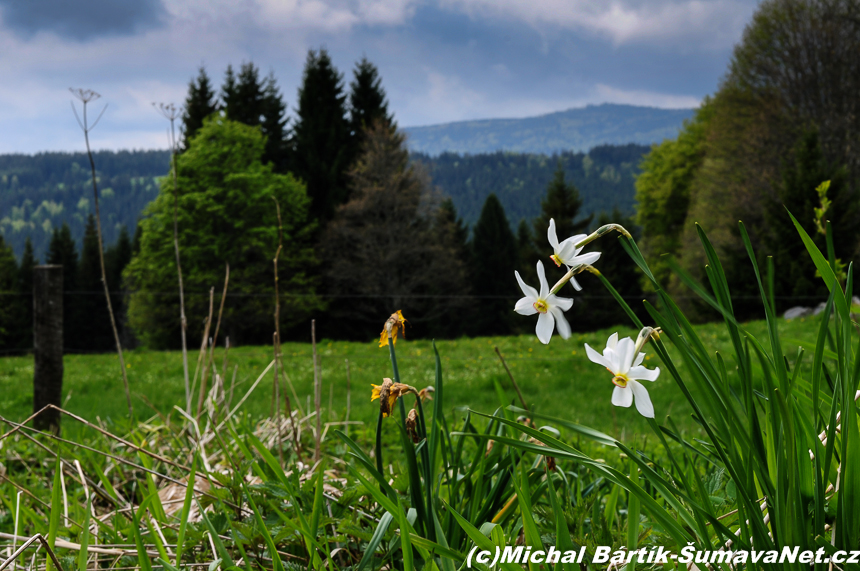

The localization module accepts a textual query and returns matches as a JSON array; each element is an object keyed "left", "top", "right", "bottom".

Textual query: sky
[{"left": 0, "top": 0, "right": 760, "bottom": 154}]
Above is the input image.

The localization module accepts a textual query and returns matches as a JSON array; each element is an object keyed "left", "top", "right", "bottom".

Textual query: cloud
[
  {"left": 439, "top": 0, "right": 756, "bottom": 48},
  {"left": 0, "top": 0, "right": 167, "bottom": 41}
]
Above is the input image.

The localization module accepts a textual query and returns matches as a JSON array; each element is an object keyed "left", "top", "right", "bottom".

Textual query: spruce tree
[
  {"left": 292, "top": 49, "right": 351, "bottom": 223},
  {"left": 46, "top": 223, "right": 78, "bottom": 350},
  {"left": 181, "top": 66, "right": 219, "bottom": 149},
  {"left": 0, "top": 234, "right": 19, "bottom": 350},
  {"left": 261, "top": 71, "right": 290, "bottom": 171},
  {"left": 106, "top": 226, "right": 133, "bottom": 345},
  {"left": 532, "top": 163, "right": 592, "bottom": 244},
  {"left": 349, "top": 58, "right": 394, "bottom": 144},
  {"left": 78, "top": 214, "right": 112, "bottom": 351},
  {"left": 107, "top": 226, "right": 133, "bottom": 290},
  {"left": 223, "top": 62, "right": 263, "bottom": 126},
  {"left": 221, "top": 62, "right": 290, "bottom": 172},
  {"left": 469, "top": 194, "right": 518, "bottom": 336},
  {"left": 15, "top": 237, "right": 36, "bottom": 350}
]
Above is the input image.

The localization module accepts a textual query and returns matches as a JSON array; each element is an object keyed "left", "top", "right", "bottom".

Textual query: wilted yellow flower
[
  {"left": 418, "top": 386, "right": 435, "bottom": 402},
  {"left": 529, "top": 437, "right": 556, "bottom": 471},
  {"left": 405, "top": 408, "right": 420, "bottom": 443},
  {"left": 370, "top": 377, "right": 415, "bottom": 418},
  {"left": 379, "top": 310, "right": 407, "bottom": 347}
]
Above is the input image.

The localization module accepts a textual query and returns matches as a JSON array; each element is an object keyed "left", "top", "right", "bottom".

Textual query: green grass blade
[
  {"left": 175, "top": 456, "right": 197, "bottom": 567},
  {"left": 47, "top": 456, "right": 62, "bottom": 571},
  {"left": 197, "top": 500, "right": 236, "bottom": 569},
  {"left": 355, "top": 512, "right": 394, "bottom": 571},
  {"left": 77, "top": 497, "right": 91, "bottom": 571},
  {"left": 241, "top": 482, "right": 286, "bottom": 571}
]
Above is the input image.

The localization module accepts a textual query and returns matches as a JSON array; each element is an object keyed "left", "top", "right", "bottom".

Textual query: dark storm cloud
[{"left": 0, "top": 0, "right": 167, "bottom": 41}]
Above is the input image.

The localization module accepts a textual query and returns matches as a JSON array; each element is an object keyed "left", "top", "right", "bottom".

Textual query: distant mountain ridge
[{"left": 403, "top": 103, "right": 695, "bottom": 155}]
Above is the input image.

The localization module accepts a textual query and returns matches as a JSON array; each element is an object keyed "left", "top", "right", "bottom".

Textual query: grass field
[{"left": 0, "top": 316, "right": 821, "bottom": 439}]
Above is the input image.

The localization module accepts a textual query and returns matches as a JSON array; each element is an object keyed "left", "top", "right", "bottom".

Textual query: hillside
[
  {"left": 403, "top": 103, "right": 693, "bottom": 155},
  {"left": 419, "top": 143, "right": 648, "bottom": 227},
  {"left": 0, "top": 144, "right": 649, "bottom": 260},
  {"left": 0, "top": 150, "right": 170, "bottom": 260}
]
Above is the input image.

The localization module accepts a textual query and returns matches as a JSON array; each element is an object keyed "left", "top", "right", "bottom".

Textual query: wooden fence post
[{"left": 33, "top": 265, "right": 63, "bottom": 434}]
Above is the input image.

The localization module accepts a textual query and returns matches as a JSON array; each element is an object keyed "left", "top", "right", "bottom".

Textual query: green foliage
[
  {"left": 635, "top": 102, "right": 712, "bottom": 289},
  {"left": 181, "top": 66, "right": 218, "bottom": 149},
  {"left": 765, "top": 130, "right": 856, "bottom": 311},
  {"left": 125, "top": 115, "right": 319, "bottom": 348},
  {"left": 291, "top": 49, "right": 352, "bottom": 223},
  {"left": 469, "top": 194, "right": 518, "bottom": 336}
]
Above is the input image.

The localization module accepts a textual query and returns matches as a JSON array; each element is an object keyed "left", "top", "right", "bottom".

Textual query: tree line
[
  {"left": 1, "top": 50, "right": 645, "bottom": 351},
  {"left": 635, "top": 0, "right": 860, "bottom": 320}
]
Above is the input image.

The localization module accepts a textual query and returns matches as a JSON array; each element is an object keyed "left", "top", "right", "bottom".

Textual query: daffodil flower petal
[
  {"left": 585, "top": 343, "right": 613, "bottom": 369},
  {"left": 607, "top": 332, "right": 619, "bottom": 349},
  {"left": 515, "top": 270, "right": 538, "bottom": 299},
  {"left": 628, "top": 365, "right": 660, "bottom": 382},
  {"left": 611, "top": 385, "right": 633, "bottom": 407},
  {"left": 633, "top": 352, "right": 646, "bottom": 367},
  {"left": 557, "top": 237, "right": 579, "bottom": 261},
  {"left": 536, "top": 311, "right": 555, "bottom": 344},
  {"left": 629, "top": 381, "right": 654, "bottom": 418},
  {"left": 550, "top": 306, "right": 571, "bottom": 339},
  {"left": 536, "top": 260, "right": 549, "bottom": 298},
  {"left": 548, "top": 293, "right": 573, "bottom": 311},
  {"left": 547, "top": 218, "right": 560, "bottom": 250},
  {"left": 614, "top": 337, "right": 635, "bottom": 373},
  {"left": 515, "top": 296, "right": 538, "bottom": 315},
  {"left": 575, "top": 251, "right": 601, "bottom": 266}
]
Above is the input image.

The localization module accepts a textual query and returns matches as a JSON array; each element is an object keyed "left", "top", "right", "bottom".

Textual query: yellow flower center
[
  {"left": 550, "top": 254, "right": 563, "bottom": 267},
  {"left": 533, "top": 299, "right": 548, "bottom": 314},
  {"left": 612, "top": 373, "right": 629, "bottom": 388}
]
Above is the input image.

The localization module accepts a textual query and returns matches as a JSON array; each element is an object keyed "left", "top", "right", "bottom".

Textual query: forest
[{"left": 0, "top": 51, "right": 643, "bottom": 353}]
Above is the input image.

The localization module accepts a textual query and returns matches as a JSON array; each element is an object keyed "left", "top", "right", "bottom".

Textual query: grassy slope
[{"left": 0, "top": 317, "right": 818, "bottom": 438}]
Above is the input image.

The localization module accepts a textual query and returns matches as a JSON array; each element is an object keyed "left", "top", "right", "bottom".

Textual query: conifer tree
[
  {"left": 14, "top": 237, "right": 36, "bottom": 349},
  {"left": 320, "top": 121, "right": 467, "bottom": 339},
  {"left": 469, "top": 194, "right": 518, "bottom": 336},
  {"left": 0, "top": 234, "right": 18, "bottom": 349},
  {"left": 46, "top": 223, "right": 78, "bottom": 350},
  {"left": 220, "top": 63, "right": 290, "bottom": 171},
  {"left": 181, "top": 66, "right": 219, "bottom": 149},
  {"left": 107, "top": 226, "right": 133, "bottom": 290},
  {"left": 532, "top": 163, "right": 592, "bottom": 244},
  {"left": 349, "top": 58, "right": 394, "bottom": 145},
  {"left": 261, "top": 71, "right": 290, "bottom": 171},
  {"left": 292, "top": 49, "right": 351, "bottom": 223},
  {"left": 78, "top": 214, "right": 113, "bottom": 350}
]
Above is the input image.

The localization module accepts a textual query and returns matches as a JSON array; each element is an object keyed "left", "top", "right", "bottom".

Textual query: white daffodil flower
[
  {"left": 514, "top": 260, "right": 573, "bottom": 344},
  {"left": 584, "top": 332, "right": 660, "bottom": 418},
  {"left": 547, "top": 218, "right": 602, "bottom": 291}
]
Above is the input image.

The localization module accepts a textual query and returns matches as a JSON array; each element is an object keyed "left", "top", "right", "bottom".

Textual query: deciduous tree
[{"left": 125, "top": 116, "right": 319, "bottom": 347}]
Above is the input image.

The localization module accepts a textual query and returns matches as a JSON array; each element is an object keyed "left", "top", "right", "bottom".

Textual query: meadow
[{"left": 0, "top": 316, "right": 819, "bottom": 438}]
